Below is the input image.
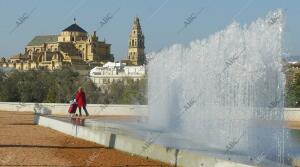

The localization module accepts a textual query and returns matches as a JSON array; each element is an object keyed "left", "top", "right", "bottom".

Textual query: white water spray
[{"left": 147, "top": 10, "right": 287, "bottom": 165}]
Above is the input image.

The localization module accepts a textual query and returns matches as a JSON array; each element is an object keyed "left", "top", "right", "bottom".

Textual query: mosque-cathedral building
[{"left": 1, "top": 17, "right": 145, "bottom": 70}]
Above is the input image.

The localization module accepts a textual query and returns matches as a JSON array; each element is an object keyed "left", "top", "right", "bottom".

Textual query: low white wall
[
  {"left": 0, "top": 102, "right": 147, "bottom": 116},
  {"left": 0, "top": 101, "right": 300, "bottom": 121},
  {"left": 37, "top": 115, "right": 254, "bottom": 167},
  {"left": 284, "top": 108, "right": 300, "bottom": 122}
]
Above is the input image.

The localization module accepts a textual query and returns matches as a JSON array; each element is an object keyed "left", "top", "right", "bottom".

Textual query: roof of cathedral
[
  {"left": 9, "top": 53, "right": 29, "bottom": 59},
  {"left": 27, "top": 35, "right": 58, "bottom": 46},
  {"left": 63, "top": 23, "right": 87, "bottom": 33}
]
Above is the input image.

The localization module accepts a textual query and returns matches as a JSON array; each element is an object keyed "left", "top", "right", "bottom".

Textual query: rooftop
[
  {"left": 9, "top": 53, "right": 28, "bottom": 59},
  {"left": 27, "top": 35, "right": 58, "bottom": 46},
  {"left": 63, "top": 23, "right": 87, "bottom": 33}
]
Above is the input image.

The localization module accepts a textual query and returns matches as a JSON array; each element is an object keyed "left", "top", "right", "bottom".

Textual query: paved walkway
[
  {"left": 287, "top": 121, "right": 300, "bottom": 130},
  {"left": 0, "top": 111, "right": 171, "bottom": 167}
]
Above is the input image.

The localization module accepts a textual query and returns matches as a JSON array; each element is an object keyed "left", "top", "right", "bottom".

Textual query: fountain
[{"left": 147, "top": 9, "right": 289, "bottom": 166}]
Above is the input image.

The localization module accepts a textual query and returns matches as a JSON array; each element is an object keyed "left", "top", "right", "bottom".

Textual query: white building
[{"left": 90, "top": 62, "right": 145, "bottom": 90}]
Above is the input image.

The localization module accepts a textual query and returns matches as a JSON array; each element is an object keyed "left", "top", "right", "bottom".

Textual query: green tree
[
  {"left": 1, "top": 71, "right": 21, "bottom": 102},
  {"left": 0, "top": 67, "right": 148, "bottom": 105}
]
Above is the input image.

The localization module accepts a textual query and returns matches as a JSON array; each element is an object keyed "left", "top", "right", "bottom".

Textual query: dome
[{"left": 63, "top": 23, "right": 87, "bottom": 33}]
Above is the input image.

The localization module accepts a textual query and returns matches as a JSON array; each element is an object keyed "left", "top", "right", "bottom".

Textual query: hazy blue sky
[{"left": 0, "top": 0, "right": 299, "bottom": 60}]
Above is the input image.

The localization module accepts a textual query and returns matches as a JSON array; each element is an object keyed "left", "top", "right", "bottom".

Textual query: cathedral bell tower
[{"left": 127, "top": 17, "right": 145, "bottom": 65}]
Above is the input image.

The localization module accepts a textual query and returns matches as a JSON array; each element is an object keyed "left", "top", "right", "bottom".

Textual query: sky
[{"left": 0, "top": 0, "right": 299, "bottom": 61}]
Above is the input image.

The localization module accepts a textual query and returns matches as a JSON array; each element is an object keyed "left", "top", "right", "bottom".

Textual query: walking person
[{"left": 75, "top": 87, "right": 89, "bottom": 116}]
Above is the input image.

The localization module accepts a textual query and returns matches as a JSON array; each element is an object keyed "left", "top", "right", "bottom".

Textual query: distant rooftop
[
  {"left": 63, "top": 23, "right": 87, "bottom": 33},
  {"left": 9, "top": 53, "right": 28, "bottom": 59},
  {"left": 27, "top": 35, "right": 58, "bottom": 46},
  {"left": 103, "top": 62, "right": 125, "bottom": 68}
]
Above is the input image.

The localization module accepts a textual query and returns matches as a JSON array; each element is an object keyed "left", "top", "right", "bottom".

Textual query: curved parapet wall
[{"left": 37, "top": 115, "right": 255, "bottom": 167}]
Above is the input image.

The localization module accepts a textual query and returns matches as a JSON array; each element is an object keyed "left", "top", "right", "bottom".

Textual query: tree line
[
  {"left": 285, "top": 64, "right": 300, "bottom": 107},
  {"left": 0, "top": 67, "right": 147, "bottom": 105}
]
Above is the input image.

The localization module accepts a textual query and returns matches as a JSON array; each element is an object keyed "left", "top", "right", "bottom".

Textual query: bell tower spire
[{"left": 127, "top": 17, "right": 145, "bottom": 65}]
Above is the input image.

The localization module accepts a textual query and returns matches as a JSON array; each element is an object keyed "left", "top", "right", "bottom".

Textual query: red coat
[{"left": 75, "top": 91, "right": 86, "bottom": 107}]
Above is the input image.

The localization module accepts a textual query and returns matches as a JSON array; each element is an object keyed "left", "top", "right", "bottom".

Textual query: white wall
[
  {"left": 284, "top": 108, "right": 300, "bottom": 121},
  {"left": 0, "top": 102, "right": 147, "bottom": 116},
  {"left": 0, "top": 101, "right": 300, "bottom": 121},
  {"left": 38, "top": 115, "right": 256, "bottom": 167}
]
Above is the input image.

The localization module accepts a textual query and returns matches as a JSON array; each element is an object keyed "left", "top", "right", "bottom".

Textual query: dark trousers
[{"left": 78, "top": 106, "right": 89, "bottom": 116}]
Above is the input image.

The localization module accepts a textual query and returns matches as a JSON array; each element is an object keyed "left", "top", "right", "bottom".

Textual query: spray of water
[{"left": 147, "top": 9, "right": 287, "bottom": 165}]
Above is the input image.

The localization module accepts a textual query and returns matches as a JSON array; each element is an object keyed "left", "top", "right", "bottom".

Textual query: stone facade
[
  {"left": 126, "top": 17, "right": 145, "bottom": 66},
  {"left": 2, "top": 22, "right": 114, "bottom": 70}
]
